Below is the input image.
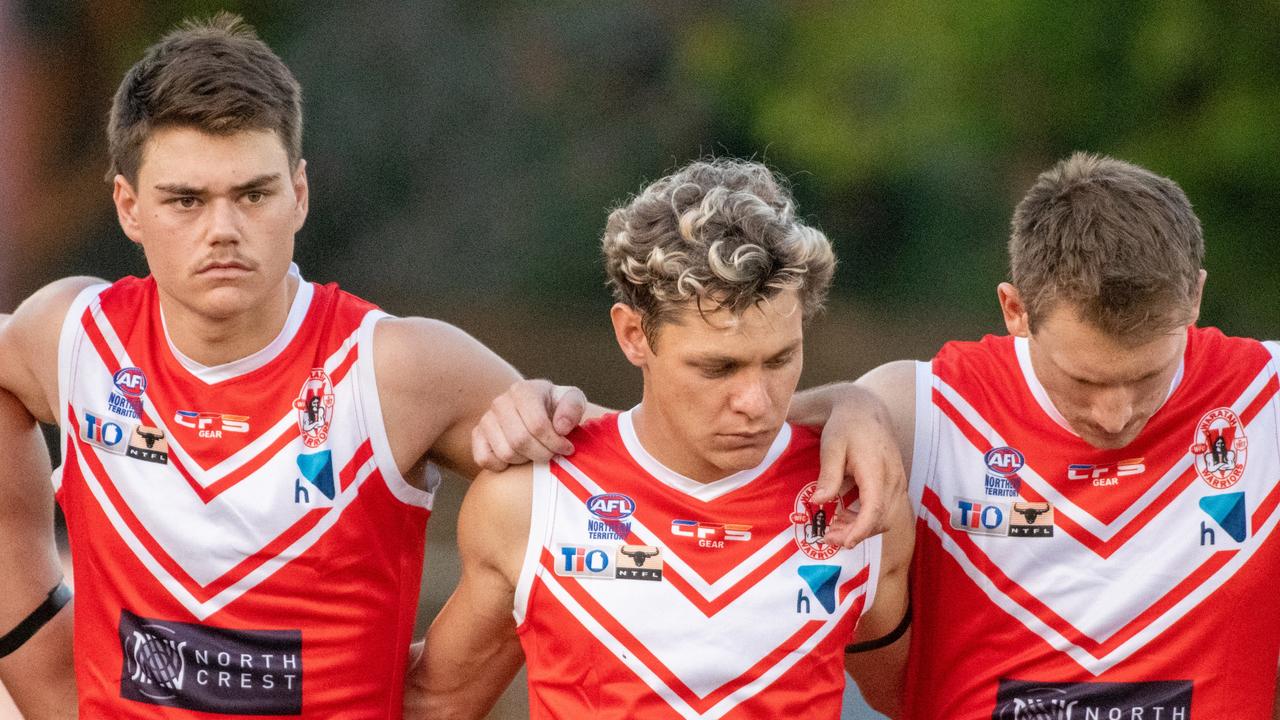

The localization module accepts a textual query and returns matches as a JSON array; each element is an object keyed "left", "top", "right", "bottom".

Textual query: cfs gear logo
[
  {"left": 554, "top": 545, "right": 616, "bottom": 579},
  {"left": 789, "top": 482, "right": 842, "bottom": 561},
  {"left": 616, "top": 545, "right": 663, "bottom": 581},
  {"left": 293, "top": 369, "right": 335, "bottom": 449},
  {"left": 1009, "top": 502, "right": 1054, "bottom": 537},
  {"left": 80, "top": 410, "right": 129, "bottom": 454},
  {"left": 127, "top": 426, "right": 169, "bottom": 465},
  {"left": 173, "top": 411, "right": 250, "bottom": 439},
  {"left": 993, "top": 678, "right": 1192, "bottom": 720},
  {"left": 586, "top": 493, "right": 634, "bottom": 541},
  {"left": 670, "top": 519, "right": 752, "bottom": 549},
  {"left": 109, "top": 367, "right": 147, "bottom": 419},
  {"left": 118, "top": 610, "right": 302, "bottom": 714},
  {"left": 1191, "top": 407, "right": 1248, "bottom": 489},
  {"left": 1066, "top": 458, "right": 1144, "bottom": 487}
]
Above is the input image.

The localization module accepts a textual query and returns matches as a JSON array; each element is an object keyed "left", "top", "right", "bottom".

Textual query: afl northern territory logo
[
  {"left": 1190, "top": 407, "right": 1248, "bottom": 489},
  {"left": 294, "top": 368, "right": 336, "bottom": 449}
]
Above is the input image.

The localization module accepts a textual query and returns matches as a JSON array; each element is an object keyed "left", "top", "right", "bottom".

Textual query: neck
[
  {"left": 630, "top": 402, "right": 725, "bottom": 485},
  {"left": 158, "top": 274, "right": 298, "bottom": 367}
]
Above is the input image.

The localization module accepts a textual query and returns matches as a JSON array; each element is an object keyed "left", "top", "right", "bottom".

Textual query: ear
[
  {"left": 112, "top": 175, "right": 144, "bottom": 245},
  {"left": 610, "top": 303, "right": 650, "bottom": 368},
  {"left": 997, "top": 282, "right": 1031, "bottom": 338},
  {"left": 291, "top": 158, "right": 309, "bottom": 232}
]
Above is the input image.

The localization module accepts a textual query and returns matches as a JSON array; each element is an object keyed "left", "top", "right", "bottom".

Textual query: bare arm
[
  {"left": 844, "top": 489, "right": 915, "bottom": 718},
  {"left": 374, "top": 317, "right": 525, "bottom": 480},
  {"left": 403, "top": 465, "right": 533, "bottom": 719},
  {"left": 0, "top": 386, "right": 76, "bottom": 718},
  {"left": 789, "top": 361, "right": 917, "bottom": 548}
]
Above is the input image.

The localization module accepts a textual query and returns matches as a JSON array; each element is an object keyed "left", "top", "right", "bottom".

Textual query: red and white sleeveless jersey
[
  {"left": 515, "top": 411, "right": 879, "bottom": 720},
  {"left": 55, "top": 267, "right": 435, "bottom": 718},
  {"left": 905, "top": 328, "right": 1280, "bottom": 719}
]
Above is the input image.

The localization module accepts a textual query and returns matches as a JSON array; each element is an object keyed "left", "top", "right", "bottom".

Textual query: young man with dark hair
[
  {"left": 410, "top": 159, "right": 913, "bottom": 720},
  {"left": 0, "top": 14, "right": 578, "bottom": 718},
  {"left": 0, "top": 14, "right": 901, "bottom": 718}
]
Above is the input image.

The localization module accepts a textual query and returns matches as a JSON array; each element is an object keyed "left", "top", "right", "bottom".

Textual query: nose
[
  {"left": 728, "top": 371, "right": 771, "bottom": 419},
  {"left": 205, "top": 198, "right": 242, "bottom": 244},
  {"left": 1089, "top": 387, "right": 1134, "bottom": 435}
]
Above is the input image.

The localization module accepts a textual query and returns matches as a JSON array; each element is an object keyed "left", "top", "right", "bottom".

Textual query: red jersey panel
[
  {"left": 56, "top": 269, "right": 434, "bottom": 718},
  {"left": 905, "top": 328, "right": 1280, "bottom": 719},
  {"left": 515, "top": 411, "right": 880, "bottom": 720}
]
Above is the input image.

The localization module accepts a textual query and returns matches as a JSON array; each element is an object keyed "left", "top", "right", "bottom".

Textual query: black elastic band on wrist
[
  {"left": 0, "top": 581, "right": 72, "bottom": 659},
  {"left": 845, "top": 603, "right": 912, "bottom": 654}
]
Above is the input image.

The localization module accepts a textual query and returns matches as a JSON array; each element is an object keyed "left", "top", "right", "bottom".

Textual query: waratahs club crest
[
  {"left": 1190, "top": 407, "right": 1248, "bottom": 489},
  {"left": 293, "top": 368, "right": 335, "bottom": 449}
]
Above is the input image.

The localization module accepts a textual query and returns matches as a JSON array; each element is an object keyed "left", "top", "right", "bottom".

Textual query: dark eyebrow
[
  {"left": 230, "top": 173, "right": 281, "bottom": 193},
  {"left": 153, "top": 173, "right": 281, "bottom": 196}
]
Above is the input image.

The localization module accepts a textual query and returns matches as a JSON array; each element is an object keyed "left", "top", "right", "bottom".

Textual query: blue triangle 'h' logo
[
  {"left": 798, "top": 565, "right": 841, "bottom": 614},
  {"left": 1200, "top": 492, "right": 1246, "bottom": 543},
  {"left": 297, "top": 450, "right": 335, "bottom": 500}
]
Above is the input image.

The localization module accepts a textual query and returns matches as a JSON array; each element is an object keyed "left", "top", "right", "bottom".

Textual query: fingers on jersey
[{"left": 472, "top": 379, "right": 579, "bottom": 471}]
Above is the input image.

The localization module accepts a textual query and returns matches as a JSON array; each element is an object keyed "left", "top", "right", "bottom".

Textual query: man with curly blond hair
[{"left": 409, "top": 159, "right": 913, "bottom": 720}]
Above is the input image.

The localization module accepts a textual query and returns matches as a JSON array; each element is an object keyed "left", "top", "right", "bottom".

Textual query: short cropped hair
[
  {"left": 602, "top": 159, "right": 836, "bottom": 346},
  {"left": 1010, "top": 152, "right": 1204, "bottom": 338},
  {"left": 106, "top": 12, "right": 303, "bottom": 183}
]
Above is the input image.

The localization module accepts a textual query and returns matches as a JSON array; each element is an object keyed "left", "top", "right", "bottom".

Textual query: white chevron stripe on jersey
[
  {"left": 72, "top": 432, "right": 378, "bottom": 620},
  {"left": 934, "top": 367, "right": 1277, "bottom": 541},
  {"left": 555, "top": 457, "right": 798, "bottom": 598},
  {"left": 539, "top": 559, "right": 867, "bottom": 719},
  {"left": 86, "top": 307, "right": 361, "bottom": 484},
  {"left": 923, "top": 481, "right": 1280, "bottom": 675}
]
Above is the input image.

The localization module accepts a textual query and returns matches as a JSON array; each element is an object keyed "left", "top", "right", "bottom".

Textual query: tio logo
[
  {"left": 950, "top": 496, "right": 1008, "bottom": 536},
  {"left": 554, "top": 545, "right": 615, "bottom": 579},
  {"left": 81, "top": 411, "right": 128, "bottom": 454}
]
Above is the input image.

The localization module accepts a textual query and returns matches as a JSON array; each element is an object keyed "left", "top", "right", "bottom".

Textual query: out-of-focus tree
[{"left": 676, "top": 0, "right": 1280, "bottom": 334}]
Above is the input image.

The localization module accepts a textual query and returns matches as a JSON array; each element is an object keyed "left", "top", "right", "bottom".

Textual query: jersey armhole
[
  {"left": 54, "top": 283, "right": 109, "bottom": 493},
  {"left": 908, "top": 360, "right": 939, "bottom": 510},
  {"left": 355, "top": 311, "right": 436, "bottom": 509},
  {"left": 513, "top": 461, "right": 555, "bottom": 627},
  {"left": 857, "top": 532, "right": 884, "bottom": 619}
]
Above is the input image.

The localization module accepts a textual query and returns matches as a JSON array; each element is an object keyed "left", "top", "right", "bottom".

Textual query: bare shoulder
[
  {"left": 371, "top": 316, "right": 519, "bottom": 477},
  {"left": 0, "top": 276, "right": 106, "bottom": 423},
  {"left": 459, "top": 464, "right": 536, "bottom": 583}
]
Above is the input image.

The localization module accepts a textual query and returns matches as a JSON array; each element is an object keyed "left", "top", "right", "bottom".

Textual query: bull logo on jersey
[
  {"left": 293, "top": 368, "right": 335, "bottom": 449},
  {"left": 127, "top": 425, "right": 169, "bottom": 464},
  {"left": 1190, "top": 407, "right": 1248, "bottom": 489},
  {"left": 789, "top": 481, "right": 842, "bottom": 560},
  {"left": 616, "top": 545, "right": 663, "bottom": 581}
]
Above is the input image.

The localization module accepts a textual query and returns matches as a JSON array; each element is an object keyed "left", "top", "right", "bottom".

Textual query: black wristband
[
  {"left": 0, "top": 581, "right": 72, "bottom": 659},
  {"left": 845, "top": 603, "right": 912, "bottom": 654}
]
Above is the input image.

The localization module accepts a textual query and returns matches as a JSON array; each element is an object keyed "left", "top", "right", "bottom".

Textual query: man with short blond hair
[
  {"left": 411, "top": 159, "right": 913, "bottom": 720},
  {"left": 836, "top": 153, "right": 1280, "bottom": 718}
]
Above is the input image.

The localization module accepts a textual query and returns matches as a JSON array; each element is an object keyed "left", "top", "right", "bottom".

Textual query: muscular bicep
[{"left": 374, "top": 317, "right": 521, "bottom": 480}]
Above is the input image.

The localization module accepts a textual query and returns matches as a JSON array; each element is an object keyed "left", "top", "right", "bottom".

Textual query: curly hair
[{"left": 602, "top": 159, "right": 836, "bottom": 346}]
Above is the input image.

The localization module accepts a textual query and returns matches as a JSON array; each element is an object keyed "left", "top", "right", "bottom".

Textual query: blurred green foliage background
[{"left": 7, "top": 1, "right": 1277, "bottom": 360}]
